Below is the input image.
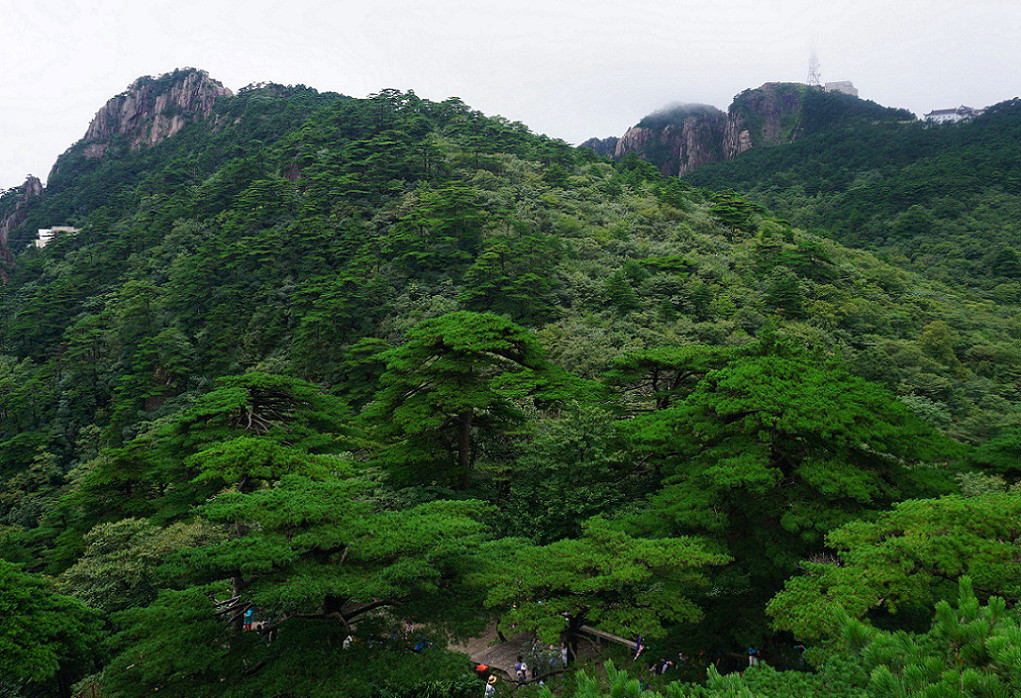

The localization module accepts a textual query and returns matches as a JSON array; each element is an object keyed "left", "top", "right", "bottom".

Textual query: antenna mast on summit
[{"left": 807, "top": 52, "right": 821, "bottom": 87}]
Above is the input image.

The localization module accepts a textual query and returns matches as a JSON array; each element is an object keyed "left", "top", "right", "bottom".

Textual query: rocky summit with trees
[{"left": 1, "top": 68, "right": 1020, "bottom": 698}]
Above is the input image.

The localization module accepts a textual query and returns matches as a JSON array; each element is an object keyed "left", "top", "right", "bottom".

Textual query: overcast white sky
[{"left": 1, "top": 0, "right": 1019, "bottom": 189}]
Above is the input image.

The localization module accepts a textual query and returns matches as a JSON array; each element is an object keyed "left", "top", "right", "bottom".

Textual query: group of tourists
[
  {"left": 475, "top": 641, "right": 572, "bottom": 695},
  {"left": 637, "top": 639, "right": 809, "bottom": 678}
]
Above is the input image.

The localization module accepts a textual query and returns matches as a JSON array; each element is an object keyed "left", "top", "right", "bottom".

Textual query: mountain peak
[
  {"left": 0, "top": 174, "right": 44, "bottom": 278},
  {"left": 79, "top": 68, "right": 232, "bottom": 159}
]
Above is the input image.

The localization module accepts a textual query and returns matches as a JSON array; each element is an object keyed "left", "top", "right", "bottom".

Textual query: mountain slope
[
  {"left": 686, "top": 99, "right": 1021, "bottom": 297},
  {"left": 1, "top": 74, "right": 1016, "bottom": 446},
  {"left": 2, "top": 68, "right": 1020, "bottom": 698}
]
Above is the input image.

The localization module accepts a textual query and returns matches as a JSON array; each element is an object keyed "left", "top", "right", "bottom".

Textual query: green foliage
[
  {"left": 847, "top": 578, "right": 1021, "bottom": 697},
  {"left": 633, "top": 355, "right": 955, "bottom": 559},
  {"left": 365, "top": 311, "right": 559, "bottom": 488},
  {"left": 458, "top": 221, "right": 562, "bottom": 323},
  {"left": 0, "top": 561, "right": 104, "bottom": 697},
  {"left": 709, "top": 192, "right": 763, "bottom": 235},
  {"left": 768, "top": 493, "right": 1021, "bottom": 643},
  {"left": 57, "top": 518, "right": 222, "bottom": 612},
  {"left": 67, "top": 371, "right": 357, "bottom": 531},
  {"left": 605, "top": 345, "right": 737, "bottom": 410},
  {"left": 549, "top": 580, "right": 1021, "bottom": 697},
  {"left": 1, "top": 72, "right": 1020, "bottom": 697},
  {"left": 541, "top": 658, "right": 866, "bottom": 698},
  {"left": 368, "top": 677, "right": 483, "bottom": 698},
  {"left": 499, "top": 404, "right": 641, "bottom": 542},
  {"left": 968, "top": 427, "right": 1021, "bottom": 479},
  {"left": 95, "top": 370, "right": 493, "bottom": 695},
  {"left": 383, "top": 184, "right": 487, "bottom": 273},
  {"left": 763, "top": 270, "right": 805, "bottom": 317},
  {"left": 479, "top": 518, "right": 729, "bottom": 644}
]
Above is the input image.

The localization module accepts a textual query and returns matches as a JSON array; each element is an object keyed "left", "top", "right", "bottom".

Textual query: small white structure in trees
[
  {"left": 924, "top": 106, "right": 985, "bottom": 124},
  {"left": 35, "top": 226, "right": 79, "bottom": 248},
  {"left": 824, "top": 81, "right": 859, "bottom": 97}
]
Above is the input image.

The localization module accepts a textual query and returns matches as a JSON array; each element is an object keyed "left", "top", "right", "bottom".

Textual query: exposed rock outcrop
[
  {"left": 0, "top": 175, "right": 43, "bottom": 279},
  {"left": 723, "top": 82, "right": 806, "bottom": 160},
  {"left": 3, "top": 70, "right": 234, "bottom": 280},
  {"left": 583, "top": 82, "right": 912, "bottom": 177},
  {"left": 78, "top": 68, "right": 233, "bottom": 160},
  {"left": 614, "top": 110, "right": 727, "bottom": 176},
  {"left": 47, "top": 68, "right": 233, "bottom": 187},
  {"left": 609, "top": 104, "right": 726, "bottom": 176},
  {"left": 579, "top": 136, "right": 619, "bottom": 158}
]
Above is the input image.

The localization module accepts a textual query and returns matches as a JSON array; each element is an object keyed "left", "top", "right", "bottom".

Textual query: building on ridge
[
  {"left": 824, "top": 81, "right": 858, "bottom": 97},
  {"left": 923, "top": 105, "right": 985, "bottom": 124}
]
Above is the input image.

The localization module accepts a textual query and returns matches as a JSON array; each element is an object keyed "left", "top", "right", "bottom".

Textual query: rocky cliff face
[
  {"left": 585, "top": 83, "right": 838, "bottom": 175},
  {"left": 608, "top": 104, "right": 726, "bottom": 176},
  {"left": 723, "top": 82, "right": 806, "bottom": 160},
  {"left": 615, "top": 112, "right": 728, "bottom": 176},
  {"left": 78, "top": 68, "right": 233, "bottom": 160},
  {"left": 0, "top": 175, "right": 44, "bottom": 279},
  {"left": 579, "top": 136, "right": 619, "bottom": 158},
  {"left": 4, "top": 69, "right": 234, "bottom": 279}
]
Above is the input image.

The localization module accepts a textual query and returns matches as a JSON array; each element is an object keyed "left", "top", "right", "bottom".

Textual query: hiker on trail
[
  {"left": 560, "top": 643, "right": 569, "bottom": 666},
  {"left": 513, "top": 655, "right": 528, "bottom": 682},
  {"left": 747, "top": 646, "right": 760, "bottom": 667},
  {"left": 243, "top": 608, "right": 254, "bottom": 631},
  {"left": 484, "top": 675, "right": 497, "bottom": 697},
  {"left": 633, "top": 635, "right": 646, "bottom": 661},
  {"left": 649, "top": 657, "right": 673, "bottom": 675},
  {"left": 342, "top": 635, "right": 353, "bottom": 650}
]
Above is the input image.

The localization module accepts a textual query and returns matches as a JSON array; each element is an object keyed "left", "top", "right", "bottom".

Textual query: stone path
[{"left": 450, "top": 624, "right": 533, "bottom": 676}]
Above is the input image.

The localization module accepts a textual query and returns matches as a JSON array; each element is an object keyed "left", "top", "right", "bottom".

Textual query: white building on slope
[
  {"left": 36, "top": 226, "right": 79, "bottom": 248},
  {"left": 924, "top": 106, "right": 985, "bottom": 124},
  {"left": 824, "top": 81, "right": 859, "bottom": 97}
]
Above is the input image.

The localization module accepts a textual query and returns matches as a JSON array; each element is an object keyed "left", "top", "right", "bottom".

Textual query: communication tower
[{"left": 807, "top": 52, "right": 821, "bottom": 87}]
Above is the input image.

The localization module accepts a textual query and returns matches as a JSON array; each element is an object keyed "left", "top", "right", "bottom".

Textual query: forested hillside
[
  {"left": 686, "top": 99, "right": 1021, "bottom": 299},
  {"left": 1, "top": 69, "right": 1020, "bottom": 698}
]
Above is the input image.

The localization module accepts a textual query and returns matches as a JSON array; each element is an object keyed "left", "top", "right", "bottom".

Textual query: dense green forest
[
  {"left": 1, "top": 70, "right": 1020, "bottom": 697},
  {"left": 686, "top": 99, "right": 1021, "bottom": 300}
]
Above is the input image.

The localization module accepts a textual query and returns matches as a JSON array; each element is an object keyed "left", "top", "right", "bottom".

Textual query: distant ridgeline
[{"left": 581, "top": 82, "right": 912, "bottom": 177}]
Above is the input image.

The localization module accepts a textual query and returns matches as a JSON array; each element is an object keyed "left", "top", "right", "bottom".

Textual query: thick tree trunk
[
  {"left": 457, "top": 411, "right": 472, "bottom": 489},
  {"left": 231, "top": 519, "right": 248, "bottom": 633},
  {"left": 56, "top": 669, "right": 72, "bottom": 698},
  {"left": 562, "top": 615, "right": 585, "bottom": 666},
  {"left": 231, "top": 574, "right": 245, "bottom": 632}
]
